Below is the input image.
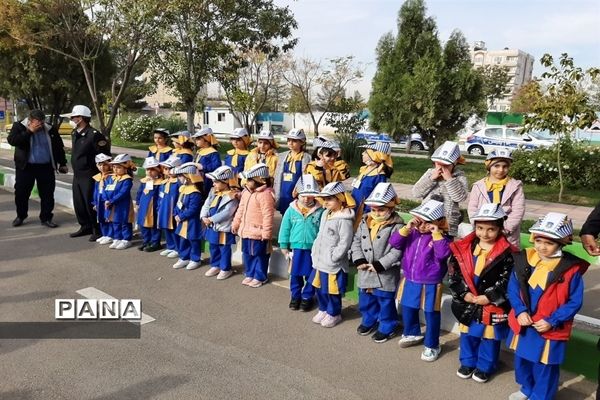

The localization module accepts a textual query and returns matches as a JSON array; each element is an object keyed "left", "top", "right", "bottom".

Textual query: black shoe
[
  {"left": 88, "top": 232, "right": 101, "bottom": 242},
  {"left": 12, "top": 217, "right": 24, "bottom": 227},
  {"left": 144, "top": 243, "right": 162, "bottom": 252},
  {"left": 138, "top": 243, "right": 147, "bottom": 251},
  {"left": 41, "top": 220, "right": 59, "bottom": 228},
  {"left": 299, "top": 298, "right": 314, "bottom": 312},
  {"left": 289, "top": 299, "right": 301, "bottom": 310},
  {"left": 372, "top": 328, "right": 399, "bottom": 343},
  {"left": 70, "top": 227, "right": 92, "bottom": 238},
  {"left": 456, "top": 365, "right": 475, "bottom": 379},
  {"left": 357, "top": 323, "right": 378, "bottom": 336},
  {"left": 472, "top": 369, "right": 489, "bottom": 383}
]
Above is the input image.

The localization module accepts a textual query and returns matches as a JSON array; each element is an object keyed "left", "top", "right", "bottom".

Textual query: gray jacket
[
  {"left": 351, "top": 214, "right": 404, "bottom": 292},
  {"left": 412, "top": 168, "right": 468, "bottom": 237},
  {"left": 311, "top": 208, "right": 355, "bottom": 274},
  {"left": 273, "top": 150, "right": 312, "bottom": 204},
  {"left": 199, "top": 189, "right": 239, "bottom": 232}
]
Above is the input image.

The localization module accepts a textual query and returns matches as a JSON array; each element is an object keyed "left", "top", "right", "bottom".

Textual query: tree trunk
[
  {"left": 186, "top": 101, "right": 196, "bottom": 132},
  {"left": 557, "top": 140, "right": 563, "bottom": 202}
]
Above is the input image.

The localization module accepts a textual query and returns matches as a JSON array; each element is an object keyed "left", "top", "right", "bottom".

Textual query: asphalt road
[{"left": 0, "top": 190, "right": 596, "bottom": 400}]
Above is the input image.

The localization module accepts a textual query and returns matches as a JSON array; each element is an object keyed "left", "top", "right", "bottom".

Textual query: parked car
[
  {"left": 461, "top": 125, "right": 555, "bottom": 155},
  {"left": 356, "top": 131, "right": 393, "bottom": 142},
  {"left": 356, "top": 131, "right": 428, "bottom": 151}
]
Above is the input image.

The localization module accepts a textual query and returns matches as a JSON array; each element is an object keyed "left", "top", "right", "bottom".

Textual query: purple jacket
[{"left": 389, "top": 228, "right": 452, "bottom": 284}]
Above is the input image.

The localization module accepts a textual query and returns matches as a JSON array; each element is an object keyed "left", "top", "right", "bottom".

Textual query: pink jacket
[
  {"left": 232, "top": 185, "right": 275, "bottom": 241},
  {"left": 467, "top": 177, "right": 525, "bottom": 248}
]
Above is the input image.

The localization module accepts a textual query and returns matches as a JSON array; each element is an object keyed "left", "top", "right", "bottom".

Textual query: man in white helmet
[{"left": 60, "top": 105, "right": 110, "bottom": 241}]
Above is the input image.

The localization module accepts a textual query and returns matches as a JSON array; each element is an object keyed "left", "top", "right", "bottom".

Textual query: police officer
[{"left": 61, "top": 105, "right": 110, "bottom": 241}]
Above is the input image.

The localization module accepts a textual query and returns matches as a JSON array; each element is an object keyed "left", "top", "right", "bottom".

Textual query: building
[{"left": 471, "top": 41, "right": 535, "bottom": 112}]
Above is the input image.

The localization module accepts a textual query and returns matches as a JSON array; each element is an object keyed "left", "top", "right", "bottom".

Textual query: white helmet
[{"left": 60, "top": 105, "right": 92, "bottom": 118}]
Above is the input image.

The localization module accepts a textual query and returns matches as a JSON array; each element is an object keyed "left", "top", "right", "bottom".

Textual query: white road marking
[{"left": 76, "top": 287, "right": 155, "bottom": 325}]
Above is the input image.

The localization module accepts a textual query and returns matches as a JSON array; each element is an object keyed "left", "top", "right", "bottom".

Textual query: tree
[
  {"left": 522, "top": 53, "right": 600, "bottom": 201},
  {"left": 148, "top": 0, "right": 297, "bottom": 132},
  {"left": 510, "top": 80, "right": 542, "bottom": 113},
  {"left": 479, "top": 64, "right": 511, "bottom": 109},
  {"left": 325, "top": 94, "right": 367, "bottom": 163}
]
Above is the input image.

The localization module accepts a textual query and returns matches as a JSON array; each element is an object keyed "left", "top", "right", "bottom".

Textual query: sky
[{"left": 273, "top": 0, "right": 600, "bottom": 98}]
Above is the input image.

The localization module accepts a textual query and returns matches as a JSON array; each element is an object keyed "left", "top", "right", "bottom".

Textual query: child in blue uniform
[
  {"left": 305, "top": 140, "right": 348, "bottom": 189},
  {"left": 135, "top": 157, "right": 163, "bottom": 252},
  {"left": 147, "top": 128, "right": 173, "bottom": 162},
  {"left": 224, "top": 128, "right": 251, "bottom": 190},
  {"left": 278, "top": 174, "right": 323, "bottom": 311},
  {"left": 506, "top": 213, "right": 588, "bottom": 400},
  {"left": 274, "top": 128, "right": 312, "bottom": 215},
  {"left": 192, "top": 127, "right": 221, "bottom": 198},
  {"left": 389, "top": 199, "right": 452, "bottom": 362},
  {"left": 171, "top": 163, "right": 204, "bottom": 270},
  {"left": 351, "top": 141, "right": 393, "bottom": 212},
  {"left": 157, "top": 155, "right": 182, "bottom": 259},
  {"left": 448, "top": 203, "right": 516, "bottom": 383},
  {"left": 104, "top": 154, "right": 135, "bottom": 250},
  {"left": 243, "top": 130, "right": 278, "bottom": 177},
  {"left": 201, "top": 166, "right": 239, "bottom": 280},
  {"left": 92, "top": 153, "right": 113, "bottom": 245},
  {"left": 170, "top": 131, "right": 194, "bottom": 163}
]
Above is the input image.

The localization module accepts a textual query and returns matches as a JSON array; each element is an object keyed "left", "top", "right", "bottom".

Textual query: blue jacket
[
  {"left": 200, "top": 189, "right": 239, "bottom": 233},
  {"left": 136, "top": 177, "right": 161, "bottom": 228},
  {"left": 174, "top": 185, "right": 203, "bottom": 240},
  {"left": 157, "top": 178, "right": 180, "bottom": 230},
  {"left": 102, "top": 175, "right": 134, "bottom": 224},
  {"left": 278, "top": 200, "right": 324, "bottom": 250}
]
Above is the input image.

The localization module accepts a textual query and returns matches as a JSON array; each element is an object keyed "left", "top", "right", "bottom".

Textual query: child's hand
[
  {"left": 428, "top": 224, "right": 440, "bottom": 234},
  {"left": 473, "top": 295, "right": 490, "bottom": 305},
  {"left": 134, "top": 205, "right": 139, "bottom": 213},
  {"left": 430, "top": 167, "right": 442, "bottom": 180},
  {"left": 202, "top": 217, "right": 212, "bottom": 226},
  {"left": 533, "top": 319, "right": 551, "bottom": 333},
  {"left": 366, "top": 264, "right": 376, "bottom": 272},
  {"left": 356, "top": 263, "right": 369, "bottom": 270},
  {"left": 231, "top": 226, "right": 237, "bottom": 235},
  {"left": 104, "top": 201, "right": 111, "bottom": 208},
  {"left": 93, "top": 206, "right": 97, "bottom": 211},
  {"left": 463, "top": 292, "right": 476, "bottom": 303},
  {"left": 440, "top": 164, "right": 453, "bottom": 181},
  {"left": 517, "top": 312, "right": 533, "bottom": 326},
  {"left": 407, "top": 218, "right": 420, "bottom": 229},
  {"left": 175, "top": 215, "right": 181, "bottom": 223}
]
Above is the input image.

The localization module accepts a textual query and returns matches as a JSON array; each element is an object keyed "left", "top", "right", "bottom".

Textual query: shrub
[{"left": 114, "top": 114, "right": 186, "bottom": 142}]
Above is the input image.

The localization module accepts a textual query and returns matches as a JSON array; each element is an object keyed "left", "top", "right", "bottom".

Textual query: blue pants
[
  {"left": 402, "top": 306, "right": 441, "bottom": 348},
  {"left": 515, "top": 355, "right": 560, "bottom": 400},
  {"left": 316, "top": 290, "right": 342, "bottom": 316},
  {"left": 290, "top": 275, "right": 315, "bottom": 301},
  {"left": 111, "top": 222, "right": 132, "bottom": 240},
  {"left": 164, "top": 229, "right": 178, "bottom": 251},
  {"left": 459, "top": 334, "right": 501, "bottom": 373},
  {"left": 209, "top": 243, "right": 232, "bottom": 271},
  {"left": 359, "top": 290, "right": 399, "bottom": 335},
  {"left": 312, "top": 270, "right": 347, "bottom": 317},
  {"left": 241, "top": 238, "right": 270, "bottom": 281},
  {"left": 178, "top": 238, "right": 201, "bottom": 262},
  {"left": 141, "top": 227, "right": 161, "bottom": 245},
  {"left": 99, "top": 221, "right": 112, "bottom": 238}
]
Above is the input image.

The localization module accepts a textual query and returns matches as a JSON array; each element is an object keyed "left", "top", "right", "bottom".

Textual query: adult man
[
  {"left": 7, "top": 109, "right": 68, "bottom": 228},
  {"left": 60, "top": 105, "right": 110, "bottom": 241},
  {"left": 581, "top": 202, "right": 600, "bottom": 257}
]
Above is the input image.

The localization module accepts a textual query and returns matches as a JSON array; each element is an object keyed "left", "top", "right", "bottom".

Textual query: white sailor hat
[
  {"left": 206, "top": 165, "right": 234, "bottom": 181},
  {"left": 410, "top": 199, "right": 445, "bottom": 221},
  {"left": 95, "top": 153, "right": 112, "bottom": 164},
  {"left": 172, "top": 162, "right": 199, "bottom": 176},
  {"left": 142, "top": 157, "right": 161, "bottom": 169},
  {"left": 294, "top": 174, "right": 320, "bottom": 196},
  {"left": 431, "top": 141, "right": 462, "bottom": 165},
  {"left": 230, "top": 128, "right": 249, "bottom": 138},
  {"left": 486, "top": 148, "right": 513, "bottom": 162},
  {"left": 529, "top": 212, "right": 574, "bottom": 243},
  {"left": 364, "top": 182, "right": 398, "bottom": 206},
  {"left": 239, "top": 163, "right": 270, "bottom": 180},
  {"left": 312, "top": 136, "right": 330, "bottom": 149},
  {"left": 471, "top": 203, "right": 507, "bottom": 222},
  {"left": 316, "top": 181, "right": 347, "bottom": 197},
  {"left": 319, "top": 140, "right": 340, "bottom": 152},
  {"left": 153, "top": 128, "right": 170, "bottom": 136},
  {"left": 159, "top": 155, "right": 182, "bottom": 168},
  {"left": 285, "top": 128, "right": 306, "bottom": 141},
  {"left": 170, "top": 130, "right": 191, "bottom": 138},
  {"left": 192, "top": 127, "right": 213, "bottom": 138},
  {"left": 360, "top": 141, "right": 392, "bottom": 155},
  {"left": 256, "top": 130, "right": 275, "bottom": 141},
  {"left": 110, "top": 153, "right": 132, "bottom": 164}
]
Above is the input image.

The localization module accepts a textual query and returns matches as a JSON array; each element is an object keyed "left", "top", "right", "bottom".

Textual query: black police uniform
[{"left": 70, "top": 125, "right": 110, "bottom": 236}]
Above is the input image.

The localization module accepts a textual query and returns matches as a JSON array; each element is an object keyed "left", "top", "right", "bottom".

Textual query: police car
[
  {"left": 356, "top": 131, "right": 428, "bottom": 151},
  {"left": 462, "top": 125, "right": 555, "bottom": 155}
]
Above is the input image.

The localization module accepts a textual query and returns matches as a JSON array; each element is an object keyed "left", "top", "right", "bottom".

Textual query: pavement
[{"left": 0, "top": 189, "right": 598, "bottom": 400}]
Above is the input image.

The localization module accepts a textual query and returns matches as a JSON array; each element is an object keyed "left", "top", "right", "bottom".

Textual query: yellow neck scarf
[
  {"left": 227, "top": 149, "right": 249, "bottom": 168},
  {"left": 473, "top": 244, "right": 490, "bottom": 277},
  {"left": 526, "top": 247, "right": 561, "bottom": 290},
  {"left": 286, "top": 151, "right": 305, "bottom": 174},
  {"left": 210, "top": 189, "right": 230, "bottom": 208},
  {"left": 367, "top": 214, "right": 391, "bottom": 241},
  {"left": 485, "top": 177, "right": 509, "bottom": 203},
  {"left": 366, "top": 149, "right": 393, "bottom": 169}
]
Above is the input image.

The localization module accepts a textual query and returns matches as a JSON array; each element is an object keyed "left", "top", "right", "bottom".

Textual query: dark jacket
[
  {"left": 580, "top": 202, "right": 600, "bottom": 237},
  {"left": 70, "top": 125, "right": 110, "bottom": 177},
  {"left": 7, "top": 119, "right": 67, "bottom": 170}
]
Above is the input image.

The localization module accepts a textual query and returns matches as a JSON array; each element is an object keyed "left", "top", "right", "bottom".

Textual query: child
[
  {"left": 171, "top": 163, "right": 204, "bottom": 270},
  {"left": 243, "top": 130, "right": 278, "bottom": 177},
  {"left": 147, "top": 128, "right": 173, "bottom": 162},
  {"left": 157, "top": 155, "right": 182, "bottom": 258},
  {"left": 278, "top": 174, "right": 323, "bottom": 311},
  {"left": 351, "top": 182, "right": 403, "bottom": 342},
  {"left": 231, "top": 163, "right": 275, "bottom": 288},
  {"left": 200, "top": 166, "right": 239, "bottom": 280},
  {"left": 468, "top": 149, "right": 525, "bottom": 248},
  {"left": 389, "top": 199, "right": 452, "bottom": 361},
  {"left": 448, "top": 203, "right": 516, "bottom": 383},
  {"left": 92, "top": 153, "right": 113, "bottom": 245},
  {"left": 305, "top": 140, "right": 347, "bottom": 189},
  {"left": 224, "top": 127, "right": 251, "bottom": 188},
  {"left": 192, "top": 127, "right": 221, "bottom": 198},
  {"left": 351, "top": 141, "right": 393, "bottom": 211},
  {"left": 135, "top": 157, "right": 163, "bottom": 252},
  {"left": 310, "top": 182, "right": 356, "bottom": 328},
  {"left": 412, "top": 141, "right": 468, "bottom": 238},
  {"left": 506, "top": 213, "right": 588, "bottom": 400},
  {"left": 170, "top": 131, "right": 194, "bottom": 163},
  {"left": 104, "top": 154, "right": 135, "bottom": 250},
  {"left": 274, "top": 128, "right": 312, "bottom": 215},
  {"left": 311, "top": 136, "right": 330, "bottom": 161}
]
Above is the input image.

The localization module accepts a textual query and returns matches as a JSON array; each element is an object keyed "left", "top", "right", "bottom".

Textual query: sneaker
[
  {"left": 109, "top": 240, "right": 122, "bottom": 249},
  {"left": 166, "top": 250, "right": 179, "bottom": 259},
  {"left": 421, "top": 346, "right": 441, "bottom": 362},
  {"left": 185, "top": 261, "right": 201, "bottom": 270},
  {"left": 204, "top": 267, "right": 220, "bottom": 277},
  {"left": 172, "top": 259, "right": 189, "bottom": 269},
  {"left": 299, "top": 298, "right": 314, "bottom": 312},
  {"left": 159, "top": 249, "right": 171, "bottom": 256},
  {"left": 289, "top": 299, "right": 301, "bottom": 310},
  {"left": 508, "top": 391, "right": 528, "bottom": 400},
  {"left": 144, "top": 243, "right": 162, "bottom": 252},
  {"left": 98, "top": 237, "right": 113, "bottom": 245},
  {"left": 138, "top": 243, "right": 147, "bottom": 251},
  {"left": 356, "top": 323, "right": 378, "bottom": 336},
  {"left": 241, "top": 277, "right": 253, "bottom": 285},
  {"left": 321, "top": 314, "right": 342, "bottom": 328},
  {"left": 456, "top": 365, "right": 475, "bottom": 379},
  {"left": 312, "top": 310, "right": 327, "bottom": 324},
  {"left": 95, "top": 236, "right": 105, "bottom": 243},
  {"left": 115, "top": 240, "right": 132, "bottom": 250},
  {"left": 372, "top": 328, "right": 399, "bottom": 343},
  {"left": 248, "top": 279, "right": 267, "bottom": 288},
  {"left": 216, "top": 270, "right": 233, "bottom": 280},
  {"left": 398, "top": 334, "right": 424, "bottom": 348},
  {"left": 472, "top": 369, "right": 489, "bottom": 383}
]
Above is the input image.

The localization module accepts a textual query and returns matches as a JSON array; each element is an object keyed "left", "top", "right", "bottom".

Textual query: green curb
[
  {"left": 0, "top": 171, "right": 4, "bottom": 186},
  {"left": 563, "top": 329, "right": 599, "bottom": 381}
]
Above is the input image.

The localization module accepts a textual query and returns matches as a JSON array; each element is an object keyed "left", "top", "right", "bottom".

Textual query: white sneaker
[
  {"left": 205, "top": 267, "right": 220, "bottom": 277},
  {"left": 421, "top": 346, "right": 441, "bottom": 362},
  {"left": 109, "top": 240, "right": 121, "bottom": 249},
  {"left": 320, "top": 314, "right": 342, "bottom": 328},
  {"left": 185, "top": 261, "right": 201, "bottom": 270},
  {"left": 398, "top": 334, "right": 425, "bottom": 348},
  {"left": 216, "top": 270, "right": 233, "bottom": 280},
  {"left": 312, "top": 310, "right": 327, "bottom": 324},
  {"left": 95, "top": 236, "right": 105, "bottom": 243},
  {"left": 508, "top": 391, "right": 528, "bottom": 400},
  {"left": 172, "top": 259, "right": 189, "bottom": 269},
  {"left": 166, "top": 250, "right": 179, "bottom": 259},
  {"left": 115, "top": 240, "right": 132, "bottom": 250},
  {"left": 159, "top": 249, "right": 171, "bottom": 256},
  {"left": 98, "top": 237, "right": 113, "bottom": 245}
]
